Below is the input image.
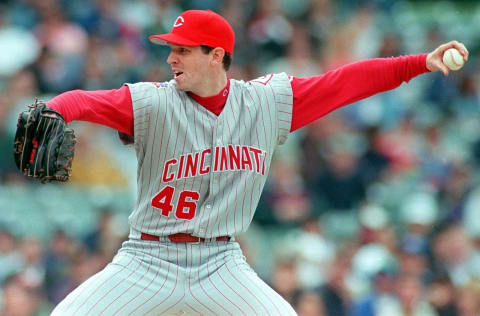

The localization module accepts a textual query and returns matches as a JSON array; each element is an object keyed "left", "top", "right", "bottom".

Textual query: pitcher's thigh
[
  {"left": 191, "top": 257, "right": 297, "bottom": 316},
  {"left": 51, "top": 260, "right": 181, "bottom": 316}
]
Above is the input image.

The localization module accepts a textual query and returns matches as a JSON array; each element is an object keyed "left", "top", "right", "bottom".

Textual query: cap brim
[{"left": 148, "top": 33, "right": 200, "bottom": 47}]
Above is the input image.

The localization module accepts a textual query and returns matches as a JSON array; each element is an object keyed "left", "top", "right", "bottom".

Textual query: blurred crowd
[{"left": 1, "top": 0, "right": 480, "bottom": 315}]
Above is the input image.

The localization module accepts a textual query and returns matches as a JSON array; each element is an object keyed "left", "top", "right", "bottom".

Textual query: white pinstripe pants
[{"left": 51, "top": 239, "right": 297, "bottom": 316}]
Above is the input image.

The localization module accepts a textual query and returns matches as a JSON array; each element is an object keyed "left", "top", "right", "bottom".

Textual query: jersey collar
[{"left": 188, "top": 80, "right": 230, "bottom": 116}]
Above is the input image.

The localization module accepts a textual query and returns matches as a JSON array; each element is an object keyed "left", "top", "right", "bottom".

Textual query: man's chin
[
  {"left": 175, "top": 84, "right": 184, "bottom": 90},
  {"left": 174, "top": 80, "right": 187, "bottom": 91}
]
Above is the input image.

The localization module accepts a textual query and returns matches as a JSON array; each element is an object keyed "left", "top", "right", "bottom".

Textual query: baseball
[{"left": 443, "top": 48, "right": 464, "bottom": 71}]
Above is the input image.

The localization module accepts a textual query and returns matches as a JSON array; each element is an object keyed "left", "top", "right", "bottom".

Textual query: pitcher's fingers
[
  {"left": 438, "top": 61, "right": 450, "bottom": 76},
  {"left": 455, "top": 42, "right": 469, "bottom": 61}
]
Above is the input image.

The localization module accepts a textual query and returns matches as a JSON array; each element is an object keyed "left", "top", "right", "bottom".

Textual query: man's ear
[{"left": 210, "top": 47, "right": 225, "bottom": 67}]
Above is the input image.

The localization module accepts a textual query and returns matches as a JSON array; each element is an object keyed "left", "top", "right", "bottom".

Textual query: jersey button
[{"left": 206, "top": 204, "right": 212, "bottom": 209}]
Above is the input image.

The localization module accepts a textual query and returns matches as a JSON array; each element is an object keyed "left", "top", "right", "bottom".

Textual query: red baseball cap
[{"left": 149, "top": 10, "right": 235, "bottom": 54}]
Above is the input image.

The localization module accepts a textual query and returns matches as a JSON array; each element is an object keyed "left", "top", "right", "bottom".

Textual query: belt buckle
[{"left": 191, "top": 236, "right": 202, "bottom": 244}]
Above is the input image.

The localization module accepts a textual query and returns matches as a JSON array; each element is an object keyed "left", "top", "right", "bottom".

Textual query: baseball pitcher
[{"left": 13, "top": 9, "right": 468, "bottom": 316}]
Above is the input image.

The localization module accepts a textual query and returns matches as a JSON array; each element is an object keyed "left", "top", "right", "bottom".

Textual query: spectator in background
[
  {"left": 293, "top": 217, "right": 335, "bottom": 289},
  {"left": 380, "top": 274, "right": 438, "bottom": 316},
  {"left": 313, "top": 135, "right": 366, "bottom": 212},
  {"left": 270, "top": 258, "right": 300, "bottom": 304},
  {"left": 397, "top": 239, "right": 431, "bottom": 285},
  {"left": 83, "top": 209, "right": 127, "bottom": 260},
  {"left": 43, "top": 230, "right": 78, "bottom": 304},
  {"left": 462, "top": 186, "right": 480, "bottom": 250},
  {"left": 0, "top": 274, "right": 50, "bottom": 316},
  {"left": 83, "top": 209, "right": 113, "bottom": 253},
  {"left": 18, "top": 237, "right": 45, "bottom": 289},
  {"left": 264, "top": 23, "right": 319, "bottom": 77},
  {"left": 351, "top": 269, "right": 397, "bottom": 316},
  {"left": 320, "top": 254, "right": 350, "bottom": 316},
  {"left": 247, "top": 0, "right": 293, "bottom": 65},
  {"left": 307, "top": 0, "right": 335, "bottom": 50},
  {"left": 255, "top": 156, "right": 312, "bottom": 227},
  {"left": 377, "top": 33, "right": 403, "bottom": 58},
  {"left": 457, "top": 281, "right": 480, "bottom": 316},
  {"left": 0, "top": 9, "right": 40, "bottom": 77},
  {"left": 376, "top": 115, "right": 421, "bottom": 173},
  {"left": 456, "top": 70, "right": 479, "bottom": 114},
  {"left": 418, "top": 123, "right": 452, "bottom": 191},
  {"left": 33, "top": 7, "right": 88, "bottom": 93},
  {"left": 400, "top": 191, "right": 438, "bottom": 267},
  {"left": 4, "top": 68, "right": 40, "bottom": 107},
  {"left": 428, "top": 274, "right": 458, "bottom": 316},
  {"left": 292, "top": 289, "right": 326, "bottom": 316},
  {"left": 299, "top": 116, "right": 342, "bottom": 188},
  {"left": 431, "top": 223, "right": 480, "bottom": 287},
  {"left": 0, "top": 229, "right": 23, "bottom": 284},
  {"left": 438, "top": 163, "right": 473, "bottom": 222},
  {"left": 357, "top": 203, "right": 391, "bottom": 245},
  {"left": 49, "top": 250, "right": 105, "bottom": 305},
  {"left": 357, "top": 126, "right": 390, "bottom": 187},
  {"left": 262, "top": 160, "right": 312, "bottom": 226},
  {"left": 350, "top": 241, "right": 397, "bottom": 300}
]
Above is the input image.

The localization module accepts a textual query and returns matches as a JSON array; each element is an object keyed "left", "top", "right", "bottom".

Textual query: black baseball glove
[{"left": 13, "top": 99, "right": 76, "bottom": 183}]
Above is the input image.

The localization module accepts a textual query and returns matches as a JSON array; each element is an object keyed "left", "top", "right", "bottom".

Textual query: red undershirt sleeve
[
  {"left": 289, "top": 54, "right": 429, "bottom": 132},
  {"left": 47, "top": 85, "right": 134, "bottom": 136}
]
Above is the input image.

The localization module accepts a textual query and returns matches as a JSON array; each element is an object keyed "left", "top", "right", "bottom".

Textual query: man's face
[{"left": 166, "top": 44, "right": 211, "bottom": 93}]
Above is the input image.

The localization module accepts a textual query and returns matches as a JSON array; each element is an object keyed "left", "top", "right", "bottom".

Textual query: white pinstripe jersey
[{"left": 126, "top": 73, "right": 292, "bottom": 238}]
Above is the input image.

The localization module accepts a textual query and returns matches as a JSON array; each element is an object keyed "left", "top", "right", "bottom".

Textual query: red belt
[{"left": 141, "top": 232, "right": 231, "bottom": 243}]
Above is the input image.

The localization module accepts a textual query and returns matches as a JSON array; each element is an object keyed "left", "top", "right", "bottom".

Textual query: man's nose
[{"left": 167, "top": 52, "right": 177, "bottom": 65}]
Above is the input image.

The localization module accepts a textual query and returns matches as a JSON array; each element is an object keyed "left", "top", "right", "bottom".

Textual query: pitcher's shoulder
[
  {"left": 126, "top": 80, "right": 178, "bottom": 93},
  {"left": 236, "top": 73, "right": 291, "bottom": 88}
]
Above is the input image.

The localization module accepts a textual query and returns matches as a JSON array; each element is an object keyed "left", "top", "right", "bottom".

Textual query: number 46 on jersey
[{"left": 151, "top": 186, "right": 200, "bottom": 220}]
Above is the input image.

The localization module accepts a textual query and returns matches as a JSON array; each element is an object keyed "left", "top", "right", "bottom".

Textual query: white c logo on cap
[{"left": 173, "top": 16, "right": 184, "bottom": 28}]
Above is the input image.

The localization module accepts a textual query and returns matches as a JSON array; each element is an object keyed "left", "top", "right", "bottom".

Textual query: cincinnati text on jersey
[{"left": 162, "top": 145, "right": 267, "bottom": 183}]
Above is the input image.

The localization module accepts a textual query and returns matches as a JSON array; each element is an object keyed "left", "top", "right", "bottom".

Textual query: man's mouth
[{"left": 174, "top": 71, "right": 184, "bottom": 79}]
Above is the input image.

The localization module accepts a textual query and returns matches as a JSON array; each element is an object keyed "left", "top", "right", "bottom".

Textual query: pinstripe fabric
[
  {"left": 51, "top": 239, "right": 297, "bottom": 316},
  {"left": 126, "top": 73, "right": 293, "bottom": 238},
  {"left": 51, "top": 73, "right": 296, "bottom": 315}
]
